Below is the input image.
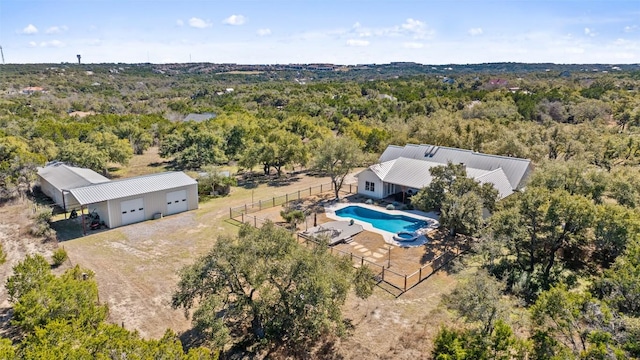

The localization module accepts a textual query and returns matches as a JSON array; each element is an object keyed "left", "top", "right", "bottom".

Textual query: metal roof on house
[
  {"left": 184, "top": 113, "right": 216, "bottom": 122},
  {"left": 368, "top": 160, "right": 396, "bottom": 179},
  {"left": 378, "top": 144, "right": 532, "bottom": 190},
  {"left": 69, "top": 172, "right": 197, "bottom": 205},
  {"left": 37, "top": 163, "right": 110, "bottom": 191},
  {"left": 474, "top": 169, "right": 515, "bottom": 199}
]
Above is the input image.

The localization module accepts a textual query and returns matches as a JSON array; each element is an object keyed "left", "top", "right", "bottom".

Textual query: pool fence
[{"left": 229, "top": 196, "right": 469, "bottom": 297}]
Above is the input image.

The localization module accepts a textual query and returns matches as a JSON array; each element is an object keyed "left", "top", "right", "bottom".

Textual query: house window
[{"left": 365, "top": 181, "right": 375, "bottom": 192}]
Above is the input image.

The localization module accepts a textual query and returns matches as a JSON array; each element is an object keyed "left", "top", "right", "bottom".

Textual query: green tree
[
  {"left": 593, "top": 239, "right": 640, "bottom": 317},
  {"left": 261, "top": 129, "right": 308, "bottom": 176},
  {"left": 412, "top": 162, "right": 498, "bottom": 214},
  {"left": 160, "top": 125, "right": 227, "bottom": 170},
  {"left": 87, "top": 131, "right": 133, "bottom": 172},
  {"left": 488, "top": 188, "right": 596, "bottom": 300},
  {"left": 57, "top": 139, "right": 108, "bottom": 174},
  {"left": 172, "top": 222, "right": 372, "bottom": 352},
  {"left": 312, "top": 137, "right": 363, "bottom": 199},
  {"left": 432, "top": 327, "right": 467, "bottom": 360},
  {"left": 7, "top": 257, "right": 108, "bottom": 333},
  {"left": 440, "top": 191, "right": 484, "bottom": 237},
  {"left": 280, "top": 205, "right": 306, "bottom": 230},
  {"left": 443, "top": 270, "right": 507, "bottom": 335},
  {"left": 531, "top": 285, "right": 619, "bottom": 357},
  {"left": 592, "top": 203, "right": 640, "bottom": 268}
]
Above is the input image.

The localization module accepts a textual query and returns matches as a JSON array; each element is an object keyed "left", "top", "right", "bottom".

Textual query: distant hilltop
[{"left": 1, "top": 62, "right": 638, "bottom": 82}]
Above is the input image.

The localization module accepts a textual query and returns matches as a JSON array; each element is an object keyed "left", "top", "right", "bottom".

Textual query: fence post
[
  {"left": 361, "top": 257, "right": 364, "bottom": 266},
  {"left": 229, "top": 208, "right": 232, "bottom": 219},
  {"left": 286, "top": 194, "right": 288, "bottom": 203},
  {"left": 350, "top": 184, "right": 352, "bottom": 193},
  {"left": 259, "top": 200, "right": 262, "bottom": 210},
  {"left": 273, "top": 197, "right": 275, "bottom": 207},
  {"left": 419, "top": 267, "right": 422, "bottom": 281},
  {"left": 309, "top": 186, "right": 312, "bottom": 196},
  {"left": 241, "top": 213, "right": 244, "bottom": 223},
  {"left": 298, "top": 190, "right": 300, "bottom": 200},
  {"left": 321, "top": 184, "right": 323, "bottom": 193},
  {"left": 382, "top": 267, "right": 385, "bottom": 281},
  {"left": 254, "top": 216, "right": 257, "bottom": 228},
  {"left": 244, "top": 204, "right": 247, "bottom": 213},
  {"left": 404, "top": 275, "right": 407, "bottom": 292}
]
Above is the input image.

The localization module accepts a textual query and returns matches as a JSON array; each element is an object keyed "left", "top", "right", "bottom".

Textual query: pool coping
[{"left": 324, "top": 202, "right": 439, "bottom": 246}]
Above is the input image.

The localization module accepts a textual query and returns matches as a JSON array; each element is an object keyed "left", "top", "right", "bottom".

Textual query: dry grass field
[{"left": 0, "top": 148, "right": 461, "bottom": 358}]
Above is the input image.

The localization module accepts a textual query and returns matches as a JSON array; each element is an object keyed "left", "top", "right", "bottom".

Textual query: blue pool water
[{"left": 335, "top": 206, "right": 427, "bottom": 233}]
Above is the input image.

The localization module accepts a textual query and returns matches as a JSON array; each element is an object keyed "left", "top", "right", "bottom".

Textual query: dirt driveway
[{"left": 61, "top": 173, "right": 339, "bottom": 338}]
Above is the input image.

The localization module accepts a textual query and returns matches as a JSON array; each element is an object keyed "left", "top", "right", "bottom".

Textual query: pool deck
[
  {"left": 301, "top": 220, "right": 364, "bottom": 245},
  {"left": 324, "top": 203, "right": 439, "bottom": 246}
]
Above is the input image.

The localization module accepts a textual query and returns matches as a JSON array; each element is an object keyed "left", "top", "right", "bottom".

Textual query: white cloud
[
  {"left": 40, "top": 40, "right": 65, "bottom": 48},
  {"left": 20, "top": 24, "right": 38, "bottom": 35},
  {"left": 176, "top": 19, "right": 184, "bottom": 26},
  {"left": 468, "top": 27, "right": 483, "bottom": 36},
  {"left": 188, "top": 17, "right": 212, "bottom": 29},
  {"left": 28, "top": 41, "right": 37, "bottom": 47},
  {"left": 584, "top": 27, "right": 597, "bottom": 37},
  {"left": 257, "top": 28, "right": 271, "bottom": 36},
  {"left": 346, "top": 39, "right": 369, "bottom": 47},
  {"left": 223, "top": 15, "right": 246, "bottom": 26},
  {"left": 403, "top": 42, "right": 424, "bottom": 49},
  {"left": 45, "top": 25, "right": 68, "bottom": 34},
  {"left": 400, "top": 18, "right": 433, "bottom": 39},
  {"left": 624, "top": 25, "right": 638, "bottom": 33}
]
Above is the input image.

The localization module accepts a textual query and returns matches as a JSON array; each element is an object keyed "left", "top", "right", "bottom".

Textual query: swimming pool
[{"left": 334, "top": 205, "right": 427, "bottom": 234}]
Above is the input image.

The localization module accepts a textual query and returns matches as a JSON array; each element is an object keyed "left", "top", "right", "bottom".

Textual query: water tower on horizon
[{"left": 77, "top": 54, "right": 81, "bottom": 64}]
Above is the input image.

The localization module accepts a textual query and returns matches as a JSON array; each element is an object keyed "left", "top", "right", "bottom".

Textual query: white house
[
  {"left": 357, "top": 144, "right": 533, "bottom": 200},
  {"left": 37, "top": 163, "right": 198, "bottom": 228}
]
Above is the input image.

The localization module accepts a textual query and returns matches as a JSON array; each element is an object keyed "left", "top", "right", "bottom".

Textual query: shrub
[
  {"left": 29, "top": 206, "right": 56, "bottom": 240},
  {"left": 386, "top": 204, "right": 395, "bottom": 210},
  {"left": 33, "top": 207, "right": 53, "bottom": 223},
  {"left": 52, "top": 248, "right": 68, "bottom": 267},
  {"left": 365, "top": 199, "right": 373, "bottom": 205}
]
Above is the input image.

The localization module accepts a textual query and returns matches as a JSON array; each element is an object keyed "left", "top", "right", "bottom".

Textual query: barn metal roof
[
  {"left": 378, "top": 144, "right": 532, "bottom": 190},
  {"left": 69, "top": 172, "right": 197, "bottom": 205},
  {"left": 37, "top": 163, "right": 110, "bottom": 191}
]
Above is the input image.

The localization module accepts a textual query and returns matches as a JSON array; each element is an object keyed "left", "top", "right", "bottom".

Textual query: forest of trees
[{"left": 1, "top": 63, "right": 640, "bottom": 358}]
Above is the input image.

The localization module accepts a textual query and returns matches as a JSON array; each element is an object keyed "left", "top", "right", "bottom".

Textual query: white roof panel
[
  {"left": 475, "top": 169, "right": 515, "bottom": 200},
  {"left": 37, "top": 164, "right": 110, "bottom": 191},
  {"left": 378, "top": 144, "right": 532, "bottom": 190},
  {"left": 69, "top": 172, "right": 197, "bottom": 205}
]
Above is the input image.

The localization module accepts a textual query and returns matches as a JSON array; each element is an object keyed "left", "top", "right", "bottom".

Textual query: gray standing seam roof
[
  {"left": 184, "top": 113, "right": 216, "bottom": 122},
  {"left": 378, "top": 144, "right": 532, "bottom": 190},
  {"left": 37, "top": 164, "right": 110, "bottom": 191},
  {"left": 375, "top": 157, "right": 514, "bottom": 199},
  {"left": 69, "top": 172, "right": 197, "bottom": 205}
]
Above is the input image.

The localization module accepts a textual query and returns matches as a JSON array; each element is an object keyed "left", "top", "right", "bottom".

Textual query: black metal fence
[
  {"left": 229, "top": 206, "right": 468, "bottom": 297},
  {"left": 229, "top": 182, "right": 359, "bottom": 219}
]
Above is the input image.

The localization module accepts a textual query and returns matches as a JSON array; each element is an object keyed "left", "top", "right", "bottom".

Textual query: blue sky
[{"left": 1, "top": 0, "right": 638, "bottom": 64}]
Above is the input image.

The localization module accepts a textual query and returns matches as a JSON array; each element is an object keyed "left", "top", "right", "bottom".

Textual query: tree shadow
[
  {"left": 178, "top": 327, "right": 208, "bottom": 352},
  {"left": 0, "top": 307, "right": 21, "bottom": 342},
  {"left": 267, "top": 175, "right": 302, "bottom": 187}
]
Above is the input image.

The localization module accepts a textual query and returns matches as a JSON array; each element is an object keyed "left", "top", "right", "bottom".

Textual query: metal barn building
[
  {"left": 37, "top": 163, "right": 111, "bottom": 210},
  {"left": 37, "top": 164, "right": 198, "bottom": 229}
]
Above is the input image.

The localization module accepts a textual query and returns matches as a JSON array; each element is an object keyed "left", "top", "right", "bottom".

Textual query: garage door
[
  {"left": 120, "top": 198, "right": 145, "bottom": 225},
  {"left": 166, "top": 190, "right": 188, "bottom": 215}
]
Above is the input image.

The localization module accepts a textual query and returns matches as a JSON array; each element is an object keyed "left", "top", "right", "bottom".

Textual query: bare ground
[{"left": 0, "top": 201, "right": 60, "bottom": 338}]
